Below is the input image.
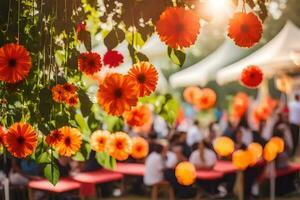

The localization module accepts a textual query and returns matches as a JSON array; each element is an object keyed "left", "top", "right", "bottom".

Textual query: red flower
[
  {"left": 78, "top": 52, "right": 102, "bottom": 75},
  {"left": 228, "top": 12, "right": 263, "bottom": 48},
  {"left": 103, "top": 50, "right": 124, "bottom": 68},
  {"left": 156, "top": 7, "right": 200, "bottom": 49},
  {"left": 240, "top": 65, "right": 263, "bottom": 88},
  {"left": 0, "top": 126, "right": 6, "bottom": 146},
  {"left": 0, "top": 43, "right": 32, "bottom": 83}
]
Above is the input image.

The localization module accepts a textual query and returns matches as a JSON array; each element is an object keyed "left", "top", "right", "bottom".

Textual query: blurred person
[
  {"left": 189, "top": 141, "right": 217, "bottom": 170},
  {"left": 153, "top": 115, "right": 169, "bottom": 138},
  {"left": 187, "top": 120, "right": 203, "bottom": 146},
  {"left": 144, "top": 143, "right": 166, "bottom": 186},
  {"left": 190, "top": 141, "right": 219, "bottom": 195},
  {"left": 288, "top": 94, "right": 300, "bottom": 155},
  {"left": 178, "top": 131, "right": 192, "bottom": 158},
  {"left": 165, "top": 145, "right": 196, "bottom": 198}
]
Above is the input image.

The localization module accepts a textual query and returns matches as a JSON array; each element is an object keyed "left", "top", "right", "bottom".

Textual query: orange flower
[
  {"left": 232, "top": 92, "right": 249, "bottom": 118},
  {"left": 240, "top": 65, "right": 263, "bottom": 88},
  {"left": 90, "top": 130, "right": 111, "bottom": 152},
  {"left": 0, "top": 126, "right": 6, "bottom": 146},
  {"left": 128, "top": 62, "right": 158, "bottom": 97},
  {"left": 156, "top": 7, "right": 200, "bottom": 49},
  {"left": 78, "top": 52, "right": 102, "bottom": 75},
  {"left": 131, "top": 137, "right": 149, "bottom": 159},
  {"left": 232, "top": 150, "right": 251, "bottom": 170},
  {"left": 123, "top": 104, "right": 152, "bottom": 127},
  {"left": 0, "top": 43, "right": 32, "bottom": 83},
  {"left": 213, "top": 136, "right": 234, "bottom": 157},
  {"left": 194, "top": 88, "right": 216, "bottom": 110},
  {"left": 46, "top": 130, "right": 63, "bottom": 147},
  {"left": 175, "top": 162, "right": 196, "bottom": 186},
  {"left": 5, "top": 122, "right": 37, "bottom": 158},
  {"left": 106, "top": 132, "right": 132, "bottom": 161},
  {"left": 66, "top": 94, "right": 79, "bottom": 107},
  {"left": 56, "top": 126, "right": 82, "bottom": 157},
  {"left": 97, "top": 73, "right": 138, "bottom": 116},
  {"left": 183, "top": 86, "right": 202, "bottom": 104},
  {"left": 228, "top": 12, "right": 263, "bottom": 48},
  {"left": 63, "top": 83, "right": 77, "bottom": 94},
  {"left": 52, "top": 84, "right": 67, "bottom": 103}
]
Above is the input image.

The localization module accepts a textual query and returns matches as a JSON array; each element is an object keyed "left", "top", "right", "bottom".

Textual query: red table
[
  {"left": 28, "top": 178, "right": 81, "bottom": 200},
  {"left": 112, "top": 163, "right": 145, "bottom": 176},
  {"left": 28, "top": 178, "right": 81, "bottom": 193},
  {"left": 196, "top": 170, "right": 224, "bottom": 180},
  {"left": 72, "top": 169, "right": 123, "bottom": 197},
  {"left": 214, "top": 161, "right": 237, "bottom": 174}
]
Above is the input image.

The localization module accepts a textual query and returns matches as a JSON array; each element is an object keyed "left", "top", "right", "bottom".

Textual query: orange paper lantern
[
  {"left": 175, "top": 162, "right": 196, "bottom": 186},
  {"left": 232, "top": 150, "right": 251, "bottom": 170},
  {"left": 247, "top": 143, "right": 263, "bottom": 165},
  {"left": 270, "top": 137, "right": 284, "bottom": 153},
  {"left": 263, "top": 141, "right": 278, "bottom": 162},
  {"left": 213, "top": 136, "right": 235, "bottom": 157}
]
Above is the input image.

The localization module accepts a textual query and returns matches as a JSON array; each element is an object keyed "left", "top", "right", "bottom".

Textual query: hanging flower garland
[
  {"left": 240, "top": 65, "right": 264, "bottom": 88},
  {"left": 0, "top": 0, "right": 271, "bottom": 185}
]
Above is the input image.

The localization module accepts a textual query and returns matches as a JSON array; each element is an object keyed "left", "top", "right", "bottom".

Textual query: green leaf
[
  {"left": 88, "top": 113, "right": 100, "bottom": 132},
  {"left": 44, "top": 163, "right": 60, "bottom": 186},
  {"left": 104, "top": 28, "right": 125, "bottom": 50},
  {"left": 75, "top": 114, "right": 91, "bottom": 135},
  {"left": 78, "top": 89, "right": 93, "bottom": 117},
  {"left": 104, "top": 115, "right": 124, "bottom": 132},
  {"left": 72, "top": 152, "right": 85, "bottom": 161},
  {"left": 160, "top": 95, "right": 180, "bottom": 125},
  {"left": 36, "top": 152, "right": 51, "bottom": 164},
  {"left": 136, "top": 52, "right": 149, "bottom": 62},
  {"left": 80, "top": 30, "right": 92, "bottom": 51},
  {"left": 167, "top": 47, "right": 186, "bottom": 67},
  {"left": 95, "top": 152, "right": 116, "bottom": 170}
]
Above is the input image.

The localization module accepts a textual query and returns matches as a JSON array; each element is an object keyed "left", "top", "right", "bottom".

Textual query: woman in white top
[
  {"left": 189, "top": 141, "right": 217, "bottom": 170},
  {"left": 144, "top": 143, "right": 166, "bottom": 186}
]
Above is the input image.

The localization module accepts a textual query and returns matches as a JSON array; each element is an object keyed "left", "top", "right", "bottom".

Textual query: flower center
[
  {"left": 17, "top": 137, "right": 25, "bottom": 145},
  {"left": 65, "top": 137, "right": 71, "bottom": 146},
  {"left": 240, "top": 24, "right": 249, "bottom": 33},
  {"left": 114, "top": 88, "right": 123, "bottom": 98},
  {"left": 116, "top": 141, "right": 123, "bottom": 150},
  {"left": 136, "top": 145, "right": 142, "bottom": 152},
  {"left": 249, "top": 72, "right": 256, "bottom": 79},
  {"left": 88, "top": 59, "right": 95, "bottom": 66},
  {"left": 175, "top": 23, "right": 185, "bottom": 33},
  {"left": 8, "top": 59, "right": 17, "bottom": 67},
  {"left": 137, "top": 73, "right": 146, "bottom": 83}
]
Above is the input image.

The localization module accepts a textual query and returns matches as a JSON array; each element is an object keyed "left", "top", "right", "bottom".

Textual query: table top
[
  {"left": 112, "top": 163, "right": 145, "bottom": 176},
  {"left": 196, "top": 170, "right": 224, "bottom": 180},
  {"left": 72, "top": 169, "right": 124, "bottom": 183},
  {"left": 213, "top": 161, "right": 237, "bottom": 174},
  {"left": 28, "top": 178, "right": 81, "bottom": 193}
]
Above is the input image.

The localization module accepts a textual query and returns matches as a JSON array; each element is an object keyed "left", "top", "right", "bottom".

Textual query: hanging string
[
  {"left": 17, "top": 0, "right": 20, "bottom": 44},
  {"left": 242, "top": 0, "right": 246, "bottom": 13},
  {"left": 1, "top": 0, "right": 11, "bottom": 33}
]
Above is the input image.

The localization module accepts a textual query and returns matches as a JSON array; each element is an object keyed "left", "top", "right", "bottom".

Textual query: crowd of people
[
  {"left": 142, "top": 94, "right": 300, "bottom": 199},
  {"left": 1, "top": 94, "right": 300, "bottom": 199}
]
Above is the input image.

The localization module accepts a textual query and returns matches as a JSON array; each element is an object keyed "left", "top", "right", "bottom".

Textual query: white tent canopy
[
  {"left": 216, "top": 21, "right": 300, "bottom": 85},
  {"left": 168, "top": 40, "right": 252, "bottom": 88}
]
